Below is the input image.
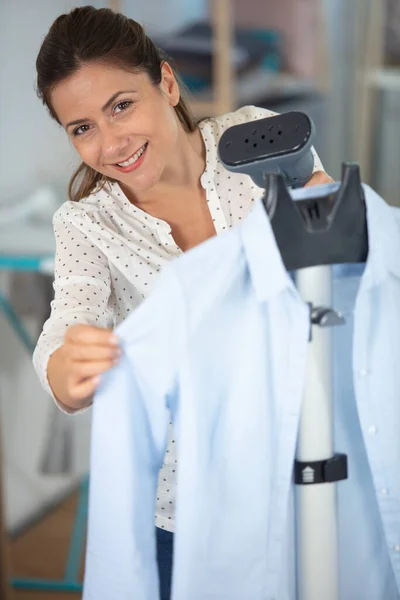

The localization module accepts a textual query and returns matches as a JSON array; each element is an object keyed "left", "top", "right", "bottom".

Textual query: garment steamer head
[{"left": 218, "top": 111, "right": 315, "bottom": 188}]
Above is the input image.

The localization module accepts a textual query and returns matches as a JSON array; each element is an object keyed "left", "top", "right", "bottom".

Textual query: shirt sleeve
[
  {"left": 32, "top": 208, "right": 113, "bottom": 413},
  {"left": 83, "top": 354, "right": 169, "bottom": 600},
  {"left": 311, "top": 146, "right": 324, "bottom": 173},
  {"left": 83, "top": 266, "right": 184, "bottom": 599}
]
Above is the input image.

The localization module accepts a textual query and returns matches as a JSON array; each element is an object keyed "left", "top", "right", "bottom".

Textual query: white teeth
[{"left": 117, "top": 144, "right": 147, "bottom": 167}]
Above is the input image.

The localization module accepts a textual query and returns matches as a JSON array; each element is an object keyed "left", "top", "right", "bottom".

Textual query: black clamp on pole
[{"left": 294, "top": 453, "right": 348, "bottom": 485}]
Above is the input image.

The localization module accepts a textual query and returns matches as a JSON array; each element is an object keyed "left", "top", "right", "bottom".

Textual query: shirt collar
[
  {"left": 240, "top": 183, "right": 400, "bottom": 302},
  {"left": 240, "top": 199, "right": 295, "bottom": 303},
  {"left": 360, "top": 183, "right": 400, "bottom": 287}
]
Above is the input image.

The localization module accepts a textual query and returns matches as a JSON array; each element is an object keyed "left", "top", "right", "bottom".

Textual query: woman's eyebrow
[
  {"left": 101, "top": 89, "right": 136, "bottom": 111},
  {"left": 66, "top": 89, "right": 137, "bottom": 129}
]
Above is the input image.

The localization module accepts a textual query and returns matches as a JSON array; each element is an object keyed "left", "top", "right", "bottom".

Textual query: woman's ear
[{"left": 160, "top": 61, "right": 180, "bottom": 107}]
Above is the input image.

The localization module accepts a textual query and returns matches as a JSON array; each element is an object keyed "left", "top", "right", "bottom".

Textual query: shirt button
[
  {"left": 380, "top": 488, "right": 389, "bottom": 496},
  {"left": 359, "top": 368, "right": 370, "bottom": 377},
  {"left": 393, "top": 544, "right": 400, "bottom": 552},
  {"left": 368, "top": 425, "right": 377, "bottom": 435}
]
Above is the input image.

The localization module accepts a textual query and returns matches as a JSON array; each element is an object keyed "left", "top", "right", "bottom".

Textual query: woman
[{"left": 33, "top": 6, "right": 332, "bottom": 598}]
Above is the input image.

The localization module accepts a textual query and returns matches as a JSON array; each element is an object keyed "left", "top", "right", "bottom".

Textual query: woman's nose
[{"left": 100, "top": 126, "right": 129, "bottom": 162}]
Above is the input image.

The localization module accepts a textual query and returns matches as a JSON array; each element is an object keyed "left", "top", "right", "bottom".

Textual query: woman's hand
[
  {"left": 305, "top": 170, "right": 334, "bottom": 187},
  {"left": 47, "top": 324, "right": 121, "bottom": 411}
]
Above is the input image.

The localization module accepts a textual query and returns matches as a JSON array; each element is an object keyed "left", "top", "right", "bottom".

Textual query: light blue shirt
[{"left": 83, "top": 184, "right": 400, "bottom": 600}]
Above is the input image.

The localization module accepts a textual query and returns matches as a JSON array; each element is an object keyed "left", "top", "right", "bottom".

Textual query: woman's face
[{"left": 51, "top": 61, "right": 181, "bottom": 193}]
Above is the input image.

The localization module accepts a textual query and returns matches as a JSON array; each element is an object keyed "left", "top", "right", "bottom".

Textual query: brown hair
[{"left": 36, "top": 6, "right": 198, "bottom": 202}]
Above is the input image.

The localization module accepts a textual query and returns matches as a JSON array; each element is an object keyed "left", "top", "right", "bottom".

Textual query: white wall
[
  {"left": 321, "top": 0, "right": 358, "bottom": 178},
  {"left": 322, "top": 0, "right": 379, "bottom": 180},
  {"left": 0, "top": 0, "right": 109, "bottom": 204}
]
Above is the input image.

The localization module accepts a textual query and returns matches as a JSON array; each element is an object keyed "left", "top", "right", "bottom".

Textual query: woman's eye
[
  {"left": 114, "top": 100, "right": 132, "bottom": 114},
  {"left": 71, "top": 100, "right": 132, "bottom": 136},
  {"left": 73, "top": 124, "right": 90, "bottom": 136}
]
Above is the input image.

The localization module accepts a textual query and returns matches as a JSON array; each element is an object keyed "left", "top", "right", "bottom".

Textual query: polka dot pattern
[{"left": 33, "top": 105, "right": 324, "bottom": 532}]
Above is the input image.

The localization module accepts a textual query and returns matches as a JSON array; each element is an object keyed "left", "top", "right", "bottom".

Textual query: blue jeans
[{"left": 156, "top": 527, "right": 173, "bottom": 600}]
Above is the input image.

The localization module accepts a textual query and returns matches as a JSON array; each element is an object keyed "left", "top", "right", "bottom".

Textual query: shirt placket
[
  {"left": 152, "top": 220, "right": 181, "bottom": 256},
  {"left": 206, "top": 184, "right": 229, "bottom": 234}
]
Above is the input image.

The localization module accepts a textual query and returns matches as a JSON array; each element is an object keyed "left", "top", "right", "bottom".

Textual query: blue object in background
[{"left": 157, "top": 22, "right": 283, "bottom": 94}]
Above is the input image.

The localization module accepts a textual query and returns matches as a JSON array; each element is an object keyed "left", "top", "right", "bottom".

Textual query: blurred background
[{"left": 0, "top": 0, "right": 398, "bottom": 598}]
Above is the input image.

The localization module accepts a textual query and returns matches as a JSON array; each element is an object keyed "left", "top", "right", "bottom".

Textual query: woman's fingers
[
  {"left": 70, "top": 343, "right": 121, "bottom": 362},
  {"left": 74, "top": 358, "right": 119, "bottom": 380},
  {"left": 305, "top": 170, "right": 334, "bottom": 187},
  {"left": 66, "top": 323, "right": 119, "bottom": 346},
  {"left": 66, "top": 375, "right": 102, "bottom": 404}
]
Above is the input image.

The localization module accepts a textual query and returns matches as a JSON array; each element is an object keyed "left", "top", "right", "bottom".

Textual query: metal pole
[{"left": 295, "top": 265, "right": 339, "bottom": 600}]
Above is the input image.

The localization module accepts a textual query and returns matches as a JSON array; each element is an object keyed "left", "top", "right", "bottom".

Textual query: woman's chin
[{"left": 118, "top": 171, "right": 161, "bottom": 199}]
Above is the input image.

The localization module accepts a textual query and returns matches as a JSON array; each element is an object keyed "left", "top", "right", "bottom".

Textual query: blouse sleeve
[
  {"left": 32, "top": 208, "right": 113, "bottom": 413},
  {"left": 311, "top": 146, "right": 324, "bottom": 173}
]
